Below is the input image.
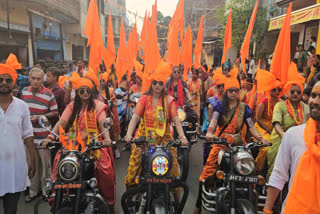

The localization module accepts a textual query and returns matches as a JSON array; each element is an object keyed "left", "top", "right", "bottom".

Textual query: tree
[
  {"left": 217, "top": 0, "right": 269, "bottom": 60},
  {"left": 157, "top": 11, "right": 171, "bottom": 56}
]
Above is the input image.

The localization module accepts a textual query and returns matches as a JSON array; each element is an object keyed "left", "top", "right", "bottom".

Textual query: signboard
[{"left": 268, "top": 4, "right": 320, "bottom": 31}]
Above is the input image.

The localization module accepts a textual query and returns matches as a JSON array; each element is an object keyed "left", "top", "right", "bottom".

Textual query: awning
[{"left": 268, "top": 3, "right": 320, "bottom": 31}]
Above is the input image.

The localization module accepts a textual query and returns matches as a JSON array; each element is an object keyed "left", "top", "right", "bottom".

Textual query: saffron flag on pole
[
  {"left": 194, "top": 15, "right": 204, "bottom": 68},
  {"left": 270, "top": 3, "right": 292, "bottom": 83},
  {"left": 240, "top": 0, "right": 259, "bottom": 74},
  {"left": 221, "top": 9, "right": 232, "bottom": 66},
  {"left": 103, "top": 11, "right": 116, "bottom": 70}
]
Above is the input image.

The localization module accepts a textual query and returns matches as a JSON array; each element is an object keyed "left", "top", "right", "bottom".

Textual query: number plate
[
  {"left": 54, "top": 182, "right": 82, "bottom": 189},
  {"left": 182, "top": 122, "right": 189, "bottom": 126},
  {"left": 228, "top": 174, "right": 258, "bottom": 183},
  {"left": 145, "top": 176, "right": 173, "bottom": 184}
]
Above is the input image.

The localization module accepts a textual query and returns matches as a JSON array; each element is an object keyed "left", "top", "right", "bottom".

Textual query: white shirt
[
  {"left": 0, "top": 97, "right": 34, "bottom": 196},
  {"left": 248, "top": 59, "right": 255, "bottom": 74},
  {"left": 268, "top": 124, "right": 307, "bottom": 213}
]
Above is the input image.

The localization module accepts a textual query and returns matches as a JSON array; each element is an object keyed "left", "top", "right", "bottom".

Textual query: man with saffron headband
[
  {"left": 0, "top": 54, "right": 36, "bottom": 214},
  {"left": 124, "top": 61, "right": 188, "bottom": 190},
  {"left": 263, "top": 82, "right": 320, "bottom": 214},
  {"left": 266, "top": 81, "right": 309, "bottom": 180}
]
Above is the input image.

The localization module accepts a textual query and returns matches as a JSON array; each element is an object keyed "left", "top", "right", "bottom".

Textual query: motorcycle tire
[
  {"left": 93, "top": 196, "right": 110, "bottom": 214},
  {"left": 56, "top": 207, "right": 72, "bottom": 214},
  {"left": 151, "top": 198, "right": 167, "bottom": 214},
  {"left": 235, "top": 199, "right": 256, "bottom": 214}
]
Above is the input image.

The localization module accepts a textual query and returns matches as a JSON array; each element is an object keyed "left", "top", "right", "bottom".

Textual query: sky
[{"left": 126, "top": 0, "right": 180, "bottom": 32}]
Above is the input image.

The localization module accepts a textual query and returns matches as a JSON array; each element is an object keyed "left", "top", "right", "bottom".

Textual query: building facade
[{"left": 0, "top": 0, "right": 112, "bottom": 66}]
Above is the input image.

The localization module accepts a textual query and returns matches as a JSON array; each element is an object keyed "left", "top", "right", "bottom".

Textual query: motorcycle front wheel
[
  {"left": 56, "top": 207, "right": 72, "bottom": 214},
  {"left": 91, "top": 196, "right": 109, "bottom": 214}
]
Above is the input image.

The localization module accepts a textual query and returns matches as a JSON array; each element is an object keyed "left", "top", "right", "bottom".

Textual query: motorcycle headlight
[
  {"left": 152, "top": 156, "right": 169, "bottom": 176},
  {"left": 218, "top": 150, "right": 225, "bottom": 165},
  {"left": 178, "top": 108, "right": 186, "bottom": 122},
  {"left": 234, "top": 151, "right": 255, "bottom": 175},
  {"left": 58, "top": 155, "right": 80, "bottom": 182}
]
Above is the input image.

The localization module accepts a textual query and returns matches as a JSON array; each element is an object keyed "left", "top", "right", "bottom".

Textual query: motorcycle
[
  {"left": 34, "top": 116, "right": 114, "bottom": 214},
  {"left": 121, "top": 137, "right": 189, "bottom": 214},
  {"left": 114, "top": 87, "right": 128, "bottom": 138},
  {"left": 200, "top": 137, "right": 271, "bottom": 214},
  {"left": 173, "top": 103, "right": 199, "bottom": 148}
]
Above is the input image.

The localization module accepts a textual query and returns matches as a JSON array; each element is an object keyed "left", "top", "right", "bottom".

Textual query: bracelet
[
  {"left": 207, "top": 127, "right": 214, "bottom": 134},
  {"left": 47, "top": 135, "right": 55, "bottom": 141},
  {"left": 180, "top": 136, "right": 186, "bottom": 139},
  {"left": 263, "top": 208, "right": 273, "bottom": 214}
]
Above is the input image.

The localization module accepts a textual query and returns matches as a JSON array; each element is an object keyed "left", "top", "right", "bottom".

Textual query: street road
[{"left": 1, "top": 141, "right": 205, "bottom": 214}]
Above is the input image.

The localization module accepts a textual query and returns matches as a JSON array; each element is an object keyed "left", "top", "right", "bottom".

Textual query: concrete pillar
[{"left": 28, "top": 34, "right": 34, "bottom": 66}]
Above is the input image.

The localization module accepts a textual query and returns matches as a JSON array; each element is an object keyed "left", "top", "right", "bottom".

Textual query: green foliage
[
  {"left": 216, "top": 0, "right": 269, "bottom": 59},
  {"left": 157, "top": 11, "right": 171, "bottom": 39}
]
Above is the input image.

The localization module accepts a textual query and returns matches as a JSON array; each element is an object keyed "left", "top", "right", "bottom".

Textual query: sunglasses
[
  {"left": 79, "top": 89, "right": 92, "bottom": 95},
  {"left": 290, "top": 90, "right": 301, "bottom": 95},
  {"left": 0, "top": 78, "right": 13, "bottom": 84},
  {"left": 271, "top": 87, "right": 282, "bottom": 93},
  {"left": 217, "top": 84, "right": 224, "bottom": 89},
  {"left": 228, "top": 88, "right": 239, "bottom": 94},
  {"left": 152, "top": 80, "right": 164, "bottom": 86}
]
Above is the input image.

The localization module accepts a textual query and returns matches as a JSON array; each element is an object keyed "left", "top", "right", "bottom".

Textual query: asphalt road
[{"left": 1, "top": 140, "right": 205, "bottom": 214}]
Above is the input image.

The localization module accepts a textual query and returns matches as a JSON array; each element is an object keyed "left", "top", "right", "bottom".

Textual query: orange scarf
[
  {"left": 283, "top": 118, "right": 320, "bottom": 214},
  {"left": 286, "top": 100, "right": 303, "bottom": 125}
]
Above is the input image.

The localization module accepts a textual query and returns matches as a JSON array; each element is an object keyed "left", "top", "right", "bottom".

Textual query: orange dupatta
[
  {"left": 285, "top": 100, "right": 303, "bottom": 126},
  {"left": 283, "top": 118, "right": 320, "bottom": 214}
]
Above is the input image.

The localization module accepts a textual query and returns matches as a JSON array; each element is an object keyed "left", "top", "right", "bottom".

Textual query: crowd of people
[{"left": 0, "top": 48, "right": 320, "bottom": 214}]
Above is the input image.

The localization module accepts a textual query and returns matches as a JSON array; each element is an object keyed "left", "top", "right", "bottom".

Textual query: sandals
[{"left": 25, "top": 193, "right": 39, "bottom": 203}]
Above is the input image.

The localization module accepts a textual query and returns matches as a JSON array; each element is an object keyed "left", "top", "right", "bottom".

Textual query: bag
[{"left": 202, "top": 106, "right": 209, "bottom": 134}]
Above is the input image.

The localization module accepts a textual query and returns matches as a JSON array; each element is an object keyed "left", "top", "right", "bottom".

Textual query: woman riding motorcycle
[
  {"left": 192, "top": 78, "right": 269, "bottom": 214},
  {"left": 124, "top": 62, "right": 188, "bottom": 189},
  {"left": 165, "top": 66, "right": 192, "bottom": 107},
  {"left": 42, "top": 78, "right": 116, "bottom": 212}
]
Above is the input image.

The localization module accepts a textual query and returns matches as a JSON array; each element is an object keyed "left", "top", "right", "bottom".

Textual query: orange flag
[
  {"left": 240, "top": 0, "right": 259, "bottom": 74},
  {"left": 166, "top": 27, "right": 180, "bottom": 66},
  {"left": 83, "top": 0, "right": 107, "bottom": 71},
  {"left": 103, "top": 11, "right": 116, "bottom": 70},
  {"left": 59, "top": 124, "right": 72, "bottom": 151},
  {"left": 168, "top": 0, "right": 184, "bottom": 42},
  {"left": 127, "top": 31, "right": 134, "bottom": 78},
  {"left": 270, "top": 3, "right": 292, "bottom": 83},
  {"left": 142, "top": 0, "right": 161, "bottom": 93},
  {"left": 140, "top": 11, "right": 148, "bottom": 52},
  {"left": 221, "top": 9, "right": 232, "bottom": 66},
  {"left": 132, "top": 23, "right": 140, "bottom": 59},
  {"left": 194, "top": 15, "right": 204, "bottom": 68},
  {"left": 180, "top": 25, "right": 193, "bottom": 81},
  {"left": 115, "top": 18, "right": 128, "bottom": 83}
]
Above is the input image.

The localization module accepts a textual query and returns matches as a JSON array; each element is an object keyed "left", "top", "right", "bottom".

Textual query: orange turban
[
  {"left": 84, "top": 68, "right": 99, "bottom": 89},
  {"left": 256, "top": 69, "right": 283, "bottom": 93},
  {"left": 69, "top": 72, "right": 81, "bottom": 85},
  {"left": 75, "top": 78, "right": 93, "bottom": 89},
  {"left": 213, "top": 73, "right": 227, "bottom": 85},
  {"left": 225, "top": 78, "right": 240, "bottom": 90},
  {"left": 0, "top": 53, "right": 21, "bottom": 83},
  {"left": 284, "top": 81, "right": 304, "bottom": 95},
  {"left": 150, "top": 60, "right": 171, "bottom": 84},
  {"left": 58, "top": 76, "right": 69, "bottom": 88}
]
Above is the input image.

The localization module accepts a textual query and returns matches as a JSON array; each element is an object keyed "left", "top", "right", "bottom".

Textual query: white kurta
[
  {"left": 0, "top": 97, "right": 34, "bottom": 196},
  {"left": 268, "top": 124, "right": 307, "bottom": 213}
]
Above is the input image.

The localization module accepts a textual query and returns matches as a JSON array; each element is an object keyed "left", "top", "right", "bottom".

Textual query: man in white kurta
[{"left": 0, "top": 60, "right": 36, "bottom": 214}]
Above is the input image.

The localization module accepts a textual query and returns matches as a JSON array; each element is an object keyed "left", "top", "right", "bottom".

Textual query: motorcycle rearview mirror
[
  {"left": 38, "top": 116, "right": 59, "bottom": 139},
  {"left": 103, "top": 117, "right": 113, "bottom": 130},
  {"left": 38, "top": 116, "right": 50, "bottom": 128}
]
